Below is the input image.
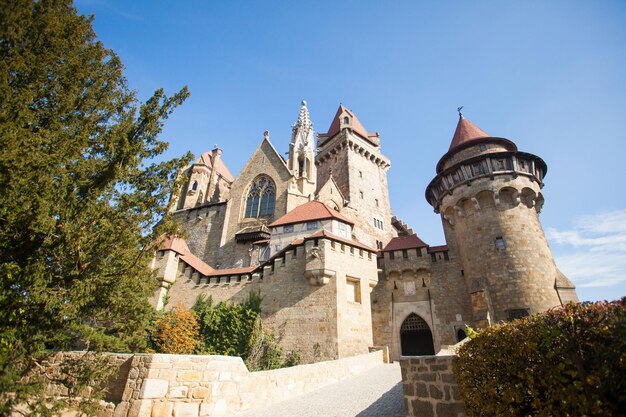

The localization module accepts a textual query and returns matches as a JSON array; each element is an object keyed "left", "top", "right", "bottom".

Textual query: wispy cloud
[{"left": 547, "top": 209, "right": 626, "bottom": 288}]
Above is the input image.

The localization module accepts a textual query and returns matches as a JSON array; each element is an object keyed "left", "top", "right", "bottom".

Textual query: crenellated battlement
[{"left": 316, "top": 132, "right": 391, "bottom": 170}]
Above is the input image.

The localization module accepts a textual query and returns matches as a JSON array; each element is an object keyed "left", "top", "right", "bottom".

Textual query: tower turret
[
  {"left": 425, "top": 113, "right": 577, "bottom": 328},
  {"left": 288, "top": 100, "right": 317, "bottom": 198},
  {"left": 315, "top": 105, "right": 395, "bottom": 247}
]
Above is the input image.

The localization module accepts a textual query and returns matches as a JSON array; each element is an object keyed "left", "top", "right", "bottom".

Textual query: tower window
[
  {"left": 359, "top": 171, "right": 363, "bottom": 178},
  {"left": 375, "top": 198, "right": 379, "bottom": 207},
  {"left": 191, "top": 181, "right": 198, "bottom": 191},
  {"left": 344, "top": 116, "right": 350, "bottom": 124},
  {"left": 346, "top": 277, "right": 361, "bottom": 303},
  {"left": 245, "top": 176, "right": 276, "bottom": 218},
  {"left": 359, "top": 191, "right": 364, "bottom": 199},
  {"left": 307, "top": 221, "right": 318, "bottom": 230},
  {"left": 402, "top": 249, "right": 408, "bottom": 258},
  {"left": 495, "top": 237, "right": 506, "bottom": 251},
  {"left": 431, "top": 253, "right": 437, "bottom": 262},
  {"left": 389, "top": 251, "right": 395, "bottom": 260},
  {"left": 416, "top": 248, "right": 422, "bottom": 257}
]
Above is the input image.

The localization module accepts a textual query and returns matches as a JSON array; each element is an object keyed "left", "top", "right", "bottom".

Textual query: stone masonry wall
[
  {"left": 401, "top": 356, "right": 466, "bottom": 417},
  {"left": 372, "top": 247, "right": 473, "bottom": 360},
  {"left": 440, "top": 174, "right": 563, "bottom": 323},
  {"left": 170, "top": 203, "right": 228, "bottom": 267},
  {"left": 49, "top": 350, "right": 385, "bottom": 417}
]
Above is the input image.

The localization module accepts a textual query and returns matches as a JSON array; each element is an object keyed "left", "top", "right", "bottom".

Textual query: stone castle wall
[
  {"left": 372, "top": 247, "right": 473, "bottom": 360},
  {"left": 160, "top": 236, "right": 378, "bottom": 364},
  {"left": 170, "top": 203, "right": 228, "bottom": 266}
]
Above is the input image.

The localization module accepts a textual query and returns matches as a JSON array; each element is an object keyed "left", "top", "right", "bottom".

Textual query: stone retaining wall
[
  {"left": 52, "top": 349, "right": 386, "bottom": 417},
  {"left": 400, "top": 356, "right": 466, "bottom": 417}
]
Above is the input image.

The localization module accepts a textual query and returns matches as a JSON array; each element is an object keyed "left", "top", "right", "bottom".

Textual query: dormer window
[{"left": 344, "top": 116, "right": 350, "bottom": 124}]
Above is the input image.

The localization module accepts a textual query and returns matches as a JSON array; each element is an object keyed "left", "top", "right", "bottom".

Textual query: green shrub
[
  {"left": 192, "top": 294, "right": 259, "bottom": 357},
  {"left": 453, "top": 298, "right": 626, "bottom": 417},
  {"left": 191, "top": 293, "right": 300, "bottom": 370}
]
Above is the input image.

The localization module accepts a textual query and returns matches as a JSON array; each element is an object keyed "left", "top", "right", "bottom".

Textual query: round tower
[{"left": 425, "top": 113, "right": 576, "bottom": 327}]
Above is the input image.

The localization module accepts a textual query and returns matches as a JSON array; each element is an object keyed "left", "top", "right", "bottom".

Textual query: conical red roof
[{"left": 448, "top": 117, "right": 490, "bottom": 151}]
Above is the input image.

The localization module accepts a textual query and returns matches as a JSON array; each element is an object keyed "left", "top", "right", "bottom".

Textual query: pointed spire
[
  {"left": 448, "top": 115, "right": 490, "bottom": 151},
  {"left": 292, "top": 99, "right": 312, "bottom": 137}
]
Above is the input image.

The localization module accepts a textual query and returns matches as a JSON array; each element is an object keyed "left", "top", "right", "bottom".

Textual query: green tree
[{"left": 0, "top": 0, "right": 191, "bottom": 414}]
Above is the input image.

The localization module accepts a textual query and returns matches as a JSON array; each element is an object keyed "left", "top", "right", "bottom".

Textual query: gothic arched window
[{"left": 245, "top": 176, "right": 276, "bottom": 218}]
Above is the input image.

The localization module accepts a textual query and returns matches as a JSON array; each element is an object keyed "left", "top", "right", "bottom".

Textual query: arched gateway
[{"left": 400, "top": 313, "right": 435, "bottom": 356}]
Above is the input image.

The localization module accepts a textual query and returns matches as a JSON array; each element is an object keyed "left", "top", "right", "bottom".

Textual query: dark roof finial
[{"left": 457, "top": 106, "right": 464, "bottom": 119}]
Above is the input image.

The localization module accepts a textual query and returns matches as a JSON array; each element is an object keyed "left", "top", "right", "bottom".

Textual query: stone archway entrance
[{"left": 400, "top": 313, "right": 435, "bottom": 356}]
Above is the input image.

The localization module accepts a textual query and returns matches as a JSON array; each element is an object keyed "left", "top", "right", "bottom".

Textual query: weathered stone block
[
  {"left": 168, "top": 385, "right": 188, "bottom": 398},
  {"left": 191, "top": 386, "right": 211, "bottom": 399},
  {"left": 411, "top": 399, "right": 434, "bottom": 417},
  {"left": 140, "top": 379, "right": 169, "bottom": 399},
  {"left": 415, "top": 382, "right": 428, "bottom": 397},
  {"left": 429, "top": 384, "right": 443, "bottom": 400},
  {"left": 151, "top": 401, "right": 173, "bottom": 417},
  {"left": 172, "top": 402, "right": 199, "bottom": 417},
  {"left": 178, "top": 370, "right": 202, "bottom": 382},
  {"left": 415, "top": 372, "right": 436, "bottom": 382},
  {"left": 441, "top": 373, "right": 457, "bottom": 383},
  {"left": 436, "top": 402, "right": 466, "bottom": 417},
  {"left": 129, "top": 399, "right": 152, "bottom": 417},
  {"left": 113, "top": 402, "right": 130, "bottom": 417}
]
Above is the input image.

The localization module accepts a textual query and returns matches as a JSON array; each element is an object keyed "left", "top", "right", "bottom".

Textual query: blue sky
[{"left": 75, "top": 0, "right": 626, "bottom": 302}]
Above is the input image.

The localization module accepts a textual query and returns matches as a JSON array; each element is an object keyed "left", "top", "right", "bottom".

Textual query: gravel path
[{"left": 237, "top": 362, "right": 405, "bottom": 417}]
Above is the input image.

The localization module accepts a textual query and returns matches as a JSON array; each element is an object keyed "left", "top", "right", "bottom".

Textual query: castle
[{"left": 151, "top": 101, "right": 578, "bottom": 363}]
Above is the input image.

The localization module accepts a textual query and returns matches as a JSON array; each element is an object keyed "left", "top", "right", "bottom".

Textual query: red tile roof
[
  {"left": 306, "top": 229, "right": 375, "bottom": 252},
  {"left": 268, "top": 200, "right": 354, "bottom": 227},
  {"left": 448, "top": 117, "right": 490, "bottom": 151},
  {"left": 382, "top": 234, "right": 428, "bottom": 252},
  {"left": 427, "top": 245, "right": 449, "bottom": 253},
  {"left": 200, "top": 151, "right": 235, "bottom": 182},
  {"left": 159, "top": 236, "right": 215, "bottom": 276},
  {"left": 320, "top": 105, "right": 379, "bottom": 140},
  {"left": 206, "top": 266, "right": 255, "bottom": 277}
]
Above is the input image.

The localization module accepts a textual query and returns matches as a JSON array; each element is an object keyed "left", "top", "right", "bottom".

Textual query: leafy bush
[
  {"left": 150, "top": 304, "right": 200, "bottom": 354},
  {"left": 192, "top": 294, "right": 260, "bottom": 357},
  {"left": 245, "top": 316, "right": 300, "bottom": 371},
  {"left": 191, "top": 293, "right": 300, "bottom": 370},
  {"left": 453, "top": 298, "right": 626, "bottom": 417}
]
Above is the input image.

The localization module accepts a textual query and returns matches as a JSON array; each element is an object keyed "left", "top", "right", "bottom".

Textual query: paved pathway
[{"left": 237, "top": 362, "right": 405, "bottom": 417}]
